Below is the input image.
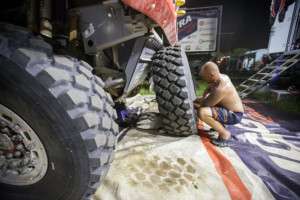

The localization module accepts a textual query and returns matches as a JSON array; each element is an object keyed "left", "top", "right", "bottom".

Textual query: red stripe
[
  {"left": 198, "top": 120, "right": 252, "bottom": 200},
  {"left": 271, "top": 0, "right": 277, "bottom": 17},
  {"left": 278, "top": 0, "right": 286, "bottom": 14}
]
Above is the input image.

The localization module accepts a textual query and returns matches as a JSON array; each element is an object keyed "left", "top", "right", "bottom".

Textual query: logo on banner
[
  {"left": 199, "top": 27, "right": 216, "bottom": 31},
  {"left": 201, "top": 33, "right": 213, "bottom": 36},
  {"left": 177, "top": 15, "right": 192, "bottom": 29}
]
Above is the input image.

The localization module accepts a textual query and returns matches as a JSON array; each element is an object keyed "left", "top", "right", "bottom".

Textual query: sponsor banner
[{"left": 177, "top": 10, "right": 219, "bottom": 52}]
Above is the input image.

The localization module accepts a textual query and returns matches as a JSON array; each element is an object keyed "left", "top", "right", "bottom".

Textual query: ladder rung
[
  {"left": 248, "top": 78, "right": 258, "bottom": 82},
  {"left": 278, "top": 66, "right": 288, "bottom": 70},
  {"left": 264, "top": 66, "right": 277, "bottom": 70},
  {"left": 239, "top": 84, "right": 248, "bottom": 88},
  {"left": 257, "top": 73, "right": 269, "bottom": 76},
  {"left": 274, "top": 59, "right": 288, "bottom": 62},
  {"left": 258, "top": 80, "right": 266, "bottom": 84},
  {"left": 238, "top": 92, "right": 246, "bottom": 97}
]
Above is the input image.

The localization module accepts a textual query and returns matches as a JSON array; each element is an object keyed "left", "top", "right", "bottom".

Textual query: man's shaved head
[
  {"left": 202, "top": 62, "right": 220, "bottom": 74},
  {"left": 201, "top": 61, "right": 220, "bottom": 83}
]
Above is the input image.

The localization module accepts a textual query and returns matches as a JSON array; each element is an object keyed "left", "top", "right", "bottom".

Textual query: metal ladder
[{"left": 236, "top": 50, "right": 300, "bottom": 98}]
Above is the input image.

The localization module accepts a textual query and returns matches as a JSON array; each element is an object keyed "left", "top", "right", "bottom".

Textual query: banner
[{"left": 177, "top": 10, "right": 219, "bottom": 52}]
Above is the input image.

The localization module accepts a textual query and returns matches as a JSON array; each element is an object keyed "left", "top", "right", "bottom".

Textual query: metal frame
[{"left": 75, "top": 3, "right": 147, "bottom": 54}]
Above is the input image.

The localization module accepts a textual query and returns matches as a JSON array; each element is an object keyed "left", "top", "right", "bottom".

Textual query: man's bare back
[
  {"left": 197, "top": 74, "right": 243, "bottom": 113},
  {"left": 211, "top": 74, "right": 244, "bottom": 113}
]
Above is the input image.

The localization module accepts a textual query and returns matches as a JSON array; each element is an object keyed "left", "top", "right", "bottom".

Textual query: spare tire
[
  {"left": 0, "top": 23, "right": 118, "bottom": 200},
  {"left": 152, "top": 46, "right": 198, "bottom": 136}
]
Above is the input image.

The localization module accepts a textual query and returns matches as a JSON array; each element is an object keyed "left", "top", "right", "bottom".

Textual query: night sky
[{"left": 184, "top": 0, "right": 272, "bottom": 53}]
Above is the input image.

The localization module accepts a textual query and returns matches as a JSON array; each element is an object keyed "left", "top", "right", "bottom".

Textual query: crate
[{"left": 271, "top": 90, "right": 292, "bottom": 101}]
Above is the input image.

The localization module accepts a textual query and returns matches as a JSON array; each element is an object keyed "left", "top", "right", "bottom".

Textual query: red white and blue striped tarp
[{"left": 94, "top": 95, "right": 300, "bottom": 200}]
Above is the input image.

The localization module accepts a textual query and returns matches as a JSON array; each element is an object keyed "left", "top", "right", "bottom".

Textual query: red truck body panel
[{"left": 121, "top": 0, "right": 178, "bottom": 46}]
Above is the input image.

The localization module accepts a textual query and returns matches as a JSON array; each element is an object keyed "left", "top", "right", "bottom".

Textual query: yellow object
[
  {"left": 176, "top": 10, "right": 186, "bottom": 17},
  {"left": 175, "top": 0, "right": 185, "bottom": 7}
]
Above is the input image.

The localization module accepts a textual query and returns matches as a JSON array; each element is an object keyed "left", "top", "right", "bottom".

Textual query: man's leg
[{"left": 198, "top": 107, "right": 231, "bottom": 140}]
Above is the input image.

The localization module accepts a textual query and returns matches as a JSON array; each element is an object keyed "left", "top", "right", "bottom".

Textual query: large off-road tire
[
  {"left": 0, "top": 23, "right": 118, "bottom": 200},
  {"left": 152, "top": 46, "right": 198, "bottom": 136}
]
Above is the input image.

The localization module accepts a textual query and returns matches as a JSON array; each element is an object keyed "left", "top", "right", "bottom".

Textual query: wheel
[
  {"left": 0, "top": 23, "right": 118, "bottom": 200},
  {"left": 152, "top": 46, "right": 198, "bottom": 136}
]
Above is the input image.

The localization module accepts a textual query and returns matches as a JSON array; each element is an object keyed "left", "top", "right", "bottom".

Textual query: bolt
[
  {"left": 14, "top": 151, "right": 22, "bottom": 157},
  {"left": 16, "top": 135, "right": 23, "bottom": 141},
  {"left": 20, "top": 157, "right": 30, "bottom": 166},
  {"left": 150, "top": 4, "right": 155, "bottom": 10},
  {"left": 7, "top": 161, "right": 17, "bottom": 169},
  {"left": 0, "top": 120, "right": 6, "bottom": 128},
  {"left": 22, "top": 150, "right": 31, "bottom": 156},
  {"left": 16, "top": 144, "right": 24, "bottom": 150},
  {"left": 162, "top": 20, "right": 167, "bottom": 24},
  {"left": 5, "top": 152, "right": 13, "bottom": 159},
  {"left": 11, "top": 135, "right": 16, "bottom": 140},
  {"left": 26, "top": 143, "right": 34, "bottom": 150},
  {"left": 30, "top": 157, "right": 38, "bottom": 166},
  {"left": 4, "top": 169, "right": 11, "bottom": 175},
  {"left": 20, "top": 169, "right": 28, "bottom": 175},
  {"left": 1, "top": 127, "right": 9, "bottom": 133},
  {"left": 12, "top": 125, "right": 20, "bottom": 132}
]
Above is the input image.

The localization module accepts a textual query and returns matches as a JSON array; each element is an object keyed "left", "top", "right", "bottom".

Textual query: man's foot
[{"left": 211, "top": 136, "right": 231, "bottom": 147}]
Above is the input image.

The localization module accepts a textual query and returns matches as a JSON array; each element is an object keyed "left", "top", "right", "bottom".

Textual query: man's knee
[{"left": 198, "top": 107, "right": 211, "bottom": 121}]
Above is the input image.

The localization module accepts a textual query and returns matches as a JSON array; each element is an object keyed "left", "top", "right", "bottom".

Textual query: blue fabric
[{"left": 210, "top": 107, "right": 243, "bottom": 125}]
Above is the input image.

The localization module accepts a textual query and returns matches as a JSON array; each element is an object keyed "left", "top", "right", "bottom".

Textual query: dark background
[
  {"left": 184, "top": 0, "right": 272, "bottom": 53},
  {"left": 0, "top": 0, "right": 273, "bottom": 53}
]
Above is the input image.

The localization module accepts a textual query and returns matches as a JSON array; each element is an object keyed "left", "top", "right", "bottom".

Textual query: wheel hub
[{"left": 0, "top": 104, "right": 48, "bottom": 185}]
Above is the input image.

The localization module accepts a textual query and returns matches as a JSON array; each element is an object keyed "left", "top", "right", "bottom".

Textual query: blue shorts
[{"left": 210, "top": 107, "right": 243, "bottom": 125}]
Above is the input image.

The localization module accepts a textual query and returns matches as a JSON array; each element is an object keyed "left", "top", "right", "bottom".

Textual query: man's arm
[
  {"left": 201, "top": 87, "right": 224, "bottom": 107},
  {"left": 193, "top": 85, "right": 211, "bottom": 108},
  {"left": 203, "top": 85, "right": 211, "bottom": 98}
]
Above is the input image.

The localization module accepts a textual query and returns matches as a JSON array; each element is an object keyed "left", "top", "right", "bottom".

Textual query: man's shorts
[{"left": 210, "top": 107, "right": 243, "bottom": 125}]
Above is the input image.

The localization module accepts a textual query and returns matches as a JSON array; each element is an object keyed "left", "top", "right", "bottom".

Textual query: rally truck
[{"left": 0, "top": 0, "right": 198, "bottom": 199}]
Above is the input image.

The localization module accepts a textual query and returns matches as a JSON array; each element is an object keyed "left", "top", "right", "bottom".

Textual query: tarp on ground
[{"left": 93, "top": 95, "right": 300, "bottom": 200}]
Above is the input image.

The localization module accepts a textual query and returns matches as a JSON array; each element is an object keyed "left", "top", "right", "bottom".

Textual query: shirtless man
[{"left": 194, "top": 62, "right": 244, "bottom": 147}]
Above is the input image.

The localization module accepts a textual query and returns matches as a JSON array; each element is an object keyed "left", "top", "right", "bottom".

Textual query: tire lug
[{"left": 5, "top": 152, "right": 13, "bottom": 159}]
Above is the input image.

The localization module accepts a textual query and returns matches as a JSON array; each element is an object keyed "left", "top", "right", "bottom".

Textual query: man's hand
[{"left": 193, "top": 97, "right": 203, "bottom": 109}]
